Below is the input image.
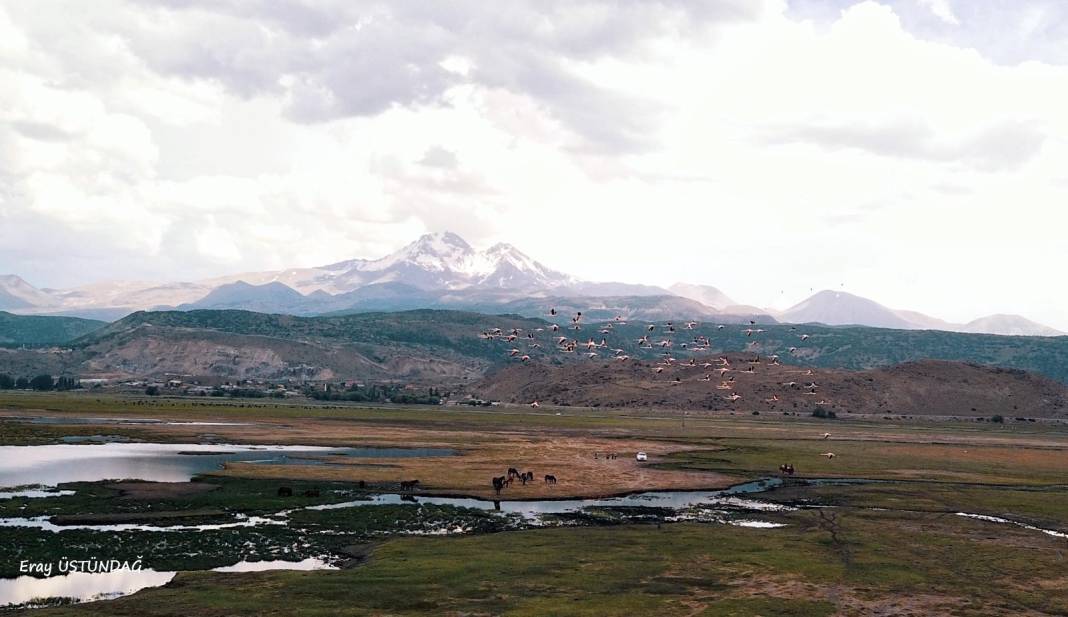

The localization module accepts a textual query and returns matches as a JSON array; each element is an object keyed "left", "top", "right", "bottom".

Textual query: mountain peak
[
  {"left": 783, "top": 289, "right": 914, "bottom": 329},
  {"left": 411, "top": 231, "right": 473, "bottom": 252},
  {"left": 485, "top": 242, "right": 517, "bottom": 254}
]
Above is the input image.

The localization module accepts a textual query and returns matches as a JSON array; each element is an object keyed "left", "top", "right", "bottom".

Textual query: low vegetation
[{"left": 3, "top": 393, "right": 1068, "bottom": 615}]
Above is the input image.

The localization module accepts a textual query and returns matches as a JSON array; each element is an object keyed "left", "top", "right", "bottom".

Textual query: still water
[{"left": 0, "top": 442, "right": 456, "bottom": 488}]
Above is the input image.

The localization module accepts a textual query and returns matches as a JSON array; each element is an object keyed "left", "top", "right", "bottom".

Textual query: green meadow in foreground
[
  {"left": 3, "top": 392, "right": 1068, "bottom": 616},
  {"left": 28, "top": 511, "right": 1068, "bottom": 617}
]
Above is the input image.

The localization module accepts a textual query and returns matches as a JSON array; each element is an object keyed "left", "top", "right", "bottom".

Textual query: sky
[{"left": 0, "top": 0, "right": 1066, "bottom": 329}]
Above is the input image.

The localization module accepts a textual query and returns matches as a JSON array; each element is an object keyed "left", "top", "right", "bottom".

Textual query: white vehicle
[{"left": 635, "top": 451, "right": 648, "bottom": 461}]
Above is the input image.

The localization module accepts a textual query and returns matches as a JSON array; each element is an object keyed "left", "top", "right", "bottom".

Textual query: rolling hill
[
  {"left": 1, "top": 308, "right": 1066, "bottom": 385},
  {"left": 0, "top": 311, "right": 107, "bottom": 347},
  {"left": 52, "top": 309, "right": 548, "bottom": 383}
]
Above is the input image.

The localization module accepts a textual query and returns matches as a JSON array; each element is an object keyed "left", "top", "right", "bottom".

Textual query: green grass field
[{"left": 3, "top": 392, "right": 1068, "bottom": 616}]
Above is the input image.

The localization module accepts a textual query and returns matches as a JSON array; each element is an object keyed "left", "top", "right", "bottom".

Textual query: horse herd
[{"left": 493, "top": 467, "right": 556, "bottom": 495}]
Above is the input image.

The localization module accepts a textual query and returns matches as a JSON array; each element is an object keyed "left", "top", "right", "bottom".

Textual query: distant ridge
[
  {"left": 1, "top": 233, "right": 1061, "bottom": 337},
  {"left": 669, "top": 283, "right": 737, "bottom": 310},
  {"left": 780, "top": 290, "right": 914, "bottom": 329},
  {"left": 778, "top": 289, "right": 1063, "bottom": 337}
]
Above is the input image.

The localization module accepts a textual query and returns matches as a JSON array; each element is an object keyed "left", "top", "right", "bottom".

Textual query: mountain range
[
  {"left": 1, "top": 232, "right": 1061, "bottom": 336},
  {"left": 770, "top": 290, "right": 1063, "bottom": 337}
]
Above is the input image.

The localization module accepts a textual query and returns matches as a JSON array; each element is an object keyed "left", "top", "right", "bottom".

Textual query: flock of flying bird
[{"left": 480, "top": 307, "right": 839, "bottom": 459}]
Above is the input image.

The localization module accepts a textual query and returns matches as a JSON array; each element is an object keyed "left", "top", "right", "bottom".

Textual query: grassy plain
[{"left": 2, "top": 392, "right": 1067, "bottom": 616}]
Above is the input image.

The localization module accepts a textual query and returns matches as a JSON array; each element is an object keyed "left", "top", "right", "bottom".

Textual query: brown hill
[{"left": 475, "top": 355, "right": 1068, "bottom": 418}]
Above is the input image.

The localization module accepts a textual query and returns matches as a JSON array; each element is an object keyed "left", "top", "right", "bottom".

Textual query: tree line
[
  {"left": 306, "top": 383, "right": 443, "bottom": 405},
  {"left": 0, "top": 374, "right": 80, "bottom": 391}
]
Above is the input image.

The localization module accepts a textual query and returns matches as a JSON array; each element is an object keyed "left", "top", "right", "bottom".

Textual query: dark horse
[
  {"left": 492, "top": 475, "right": 507, "bottom": 496},
  {"left": 277, "top": 486, "right": 293, "bottom": 497},
  {"left": 400, "top": 480, "right": 421, "bottom": 491},
  {"left": 507, "top": 467, "right": 521, "bottom": 480},
  {"left": 544, "top": 474, "right": 557, "bottom": 485},
  {"left": 520, "top": 471, "right": 534, "bottom": 485},
  {"left": 778, "top": 464, "right": 795, "bottom": 476}
]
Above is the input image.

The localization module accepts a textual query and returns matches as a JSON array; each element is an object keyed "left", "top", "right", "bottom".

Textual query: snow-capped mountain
[
  {"left": 320, "top": 232, "right": 575, "bottom": 292},
  {"left": 2, "top": 233, "right": 1062, "bottom": 336},
  {"left": 190, "top": 232, "right": 575, "bottom": 298},
  {"left": 1, "top": 233, "right": 582, "bottom": 316}
]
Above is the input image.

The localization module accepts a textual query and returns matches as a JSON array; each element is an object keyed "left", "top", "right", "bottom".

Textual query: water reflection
[
  {"left": 0, "top": 569, "right": 176, "bottom": 607},
  {"left": 0, "top": 488, "right": 75, "bottom": 500},
  {"left": 0, "top": 442, "right": 455, "bottom": 488},
  {"left": 307, "top": 479, "right": 794, "bottom": 519}
]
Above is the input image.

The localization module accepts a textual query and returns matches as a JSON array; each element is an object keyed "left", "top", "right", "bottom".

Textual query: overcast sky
[{"left": 1, "top": 0, "right": 1066, "bottom": 329}]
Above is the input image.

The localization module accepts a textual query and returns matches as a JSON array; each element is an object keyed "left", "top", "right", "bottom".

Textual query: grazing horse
[
  {"left": 492, "top": 475, "right": 507, "bottom": 496},
  {"left": 277, "top": 486, "right": 293, "bottom": 497},
  {"left": 400, "top": 480, "right": 420, "bottom": 491},
  {"left": 507, "top": 467, "right": 521, "bottom": 480},
  {"left": 544, "top": 474, "right": 557, "bottom": 485},
  {"left": 521, "top": 471, "right": 534, "bottom": 485}
]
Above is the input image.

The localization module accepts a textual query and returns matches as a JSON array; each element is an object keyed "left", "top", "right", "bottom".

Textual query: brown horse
[
  {"left": 544, "top": 474, "right": 557, "bottom": 485},
  {"left": 492, "top": 475, "right": 507, "bottom": 496},
  {"left": 778, "top": 464, "right": 795, "bottom": 476},
  {"left": 507, "top": 467, "right": 521, "bottom": 480}
]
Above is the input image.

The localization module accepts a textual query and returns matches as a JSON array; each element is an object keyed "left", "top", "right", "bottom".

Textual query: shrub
[{"left": 811, "top": 407, "right": 837, "bottom": 419}]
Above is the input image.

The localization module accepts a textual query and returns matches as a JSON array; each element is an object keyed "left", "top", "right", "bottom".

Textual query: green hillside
[
  {"left": 77, "top": 309, "right": 546, "bottom": 363},
  {"left": 76, "top": 309, "right": 1068, "bottom": 383},
  {"left": 0, "top": 311, "right": 107, "bottom": 347}
]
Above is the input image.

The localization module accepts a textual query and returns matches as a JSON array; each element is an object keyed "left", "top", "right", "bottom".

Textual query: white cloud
[
  {"left": 915, "top": 0, "right": 959, "bottom": 25},
  {"left": 0, "top": 1, "right": 1066, "bottom": 330}
]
